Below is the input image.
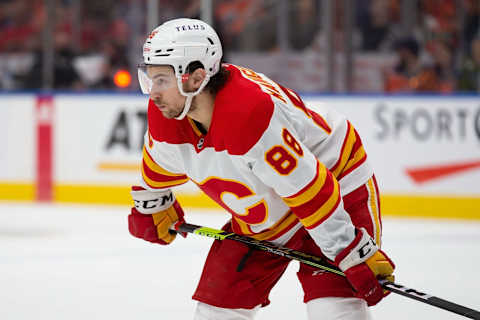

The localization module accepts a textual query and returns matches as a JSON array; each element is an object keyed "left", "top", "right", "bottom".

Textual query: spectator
[
  {"left": 214, "top": 0, "right": 253, "bottom": 52},
  {"left": 215, "top": 0, "right": 276, "bottom": 52},
  {"left": 157, "top": 0, "right": 200, "bottom": 22},
  {"left": 23, "top": 30, "right": 83, "bottom": 90},
  {"left": 384, "top": 37, "right": 423, "bottom": 92},
  {"left": 418, "top": 40, "right": 455, "bottom": 93},
  {"left": 0, "top": 0, "right": 42, "bottom": 53},
  {"left": 462, "top": 0, "right": 480, "bottom": 53},
  {"left": 457, "top": 37, "right": 480, "bottom": 92},
  {"left": 358, "top": 0, "right": 400, "bottom": 52},
  {"left": 289, "top": 0, "right": 320, "bottom": 51},
  {"left": 310, "top": 0, "right": 362, "bottom": 52},
  {"left": 419, "top": 0, "right": 458, "bottom": 51},
  {"left": 91, "top": 40, "right": 129, "bottom": 90}
]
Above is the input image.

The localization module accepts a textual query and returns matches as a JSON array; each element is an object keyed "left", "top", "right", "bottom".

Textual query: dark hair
[
  {"left": 394, "top": 37, "right": 420, "bottom": 57},
  {"left": 186, "top": 61, "right": 230, "bottom": 95}
]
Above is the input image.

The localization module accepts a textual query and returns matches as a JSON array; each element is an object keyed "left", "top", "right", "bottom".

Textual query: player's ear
[{"left": 189, "top": 68, "right": 207, "bottom": 90}]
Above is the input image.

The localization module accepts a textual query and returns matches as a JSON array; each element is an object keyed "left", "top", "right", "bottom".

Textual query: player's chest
[{"left": 176, "top": 145, "right": 254, "bottom": 184}]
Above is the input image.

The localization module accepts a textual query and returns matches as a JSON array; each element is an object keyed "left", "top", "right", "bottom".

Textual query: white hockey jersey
[{"left": 140, "top": 64, "right": 374, "bottom": 261}]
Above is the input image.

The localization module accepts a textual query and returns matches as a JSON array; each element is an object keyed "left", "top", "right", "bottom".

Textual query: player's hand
[
  {"left": 335, "top": 228, "right": 395, "bottom": 306},
  {"left": 128, "top": 186, "right": 186, "bottom": 245}
]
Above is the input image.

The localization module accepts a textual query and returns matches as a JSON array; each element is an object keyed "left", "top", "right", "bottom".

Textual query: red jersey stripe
[
  {"left": 296, "top": 176, "right": 341, "bottom": 228},
  {"left": 143, "top": 147, "right": 187, "bottom": 177},
  {"left": 289, "top": 170, "right": 336, "bottom": 221},
  {"left": 331, "top": 122, "right": 356, "bottom": 177},
  {"left": 283, "top": 161, "right": 327, "bottom": 207}
]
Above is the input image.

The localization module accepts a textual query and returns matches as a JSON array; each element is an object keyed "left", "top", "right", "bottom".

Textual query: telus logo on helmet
[{"left": 175, "top": 24, "right": 206, "bottom": 32}]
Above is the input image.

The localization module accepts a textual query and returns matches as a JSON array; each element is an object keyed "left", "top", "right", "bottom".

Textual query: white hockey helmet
[{"left": 139, "top": 18, "right": 223, "bottom": 120}]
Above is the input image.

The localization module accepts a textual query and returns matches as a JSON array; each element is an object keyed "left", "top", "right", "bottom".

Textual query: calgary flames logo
[{"left": 148, "top": 30, "right": 158, "bottom": 40}]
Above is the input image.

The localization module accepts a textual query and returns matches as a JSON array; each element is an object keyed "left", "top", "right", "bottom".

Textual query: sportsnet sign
[
  {"left": 302, "top": 96, "right": 480, "bottom": 195},
  {"left": 302, "top": 96, "right": 480, "bottom": 218}
]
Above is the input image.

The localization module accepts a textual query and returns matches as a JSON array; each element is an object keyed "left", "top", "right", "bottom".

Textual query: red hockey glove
[
  {"left": 128, "top": 186, "right": 186, "bottom": 245},
  {"left": 335, "top": 228, "right": 395, "bottom": 306}
]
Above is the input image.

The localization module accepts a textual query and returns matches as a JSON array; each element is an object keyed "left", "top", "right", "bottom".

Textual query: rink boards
[{"left": 1, "top": 93, "right": 479, "bottom": 219}]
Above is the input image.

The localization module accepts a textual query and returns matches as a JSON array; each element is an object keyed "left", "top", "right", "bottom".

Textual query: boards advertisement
[{"left": 1, "top": 93, "right": 478, "bottom": 218}]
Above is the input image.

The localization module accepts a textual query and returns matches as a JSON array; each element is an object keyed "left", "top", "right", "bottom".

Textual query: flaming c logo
[{"left": 148, "top": 30, "right": 158, "bottom": 39}]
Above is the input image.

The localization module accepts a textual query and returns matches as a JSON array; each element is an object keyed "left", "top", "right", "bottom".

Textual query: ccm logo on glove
[
  {"left": 335, "top": 228, "right": 395, "bottom": 306},
  {"left": 358, "top": 237, "right": 376, "bottom": 259},
  {"left": 131, "top": 186, "right": 175, "bottom": 214}
]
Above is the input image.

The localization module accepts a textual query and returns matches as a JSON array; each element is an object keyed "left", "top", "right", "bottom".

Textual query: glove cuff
[
  {"left": 335, "top": 227, "right": 378, "bottom": 271},
  {"left": 131, "top": 186, "right": 175, "bottom": 214}
]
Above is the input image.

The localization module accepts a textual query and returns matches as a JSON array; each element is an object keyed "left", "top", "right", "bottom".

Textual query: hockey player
[{"left": 129, "top": 18, "right": 395, "bottom": 320}]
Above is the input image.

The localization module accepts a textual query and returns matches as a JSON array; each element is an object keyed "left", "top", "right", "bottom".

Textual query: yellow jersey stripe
[
  {"left": 251, "top": 211, "right": 298, "bottom": 241},
  {"left": 300, "top": 179, "right": 340, "bottom": 228},
  {"left": 142, "top": 165, "right": 189, "bottom": 188},
  {"left": 187, "top": 117, "right": 203, "bottom": 137},
  {"left": 283, "top": 163, "right": 328, "bottom": 208},
  {"left": 342, "top": 146, "right": 366, "bottom": 174},
  {"left": 143, "top": 147, "right": 186, "bottom": 177},
  {"left": 332, "top": 125, "right": 356, "bottom": 177},
  {"left": 233, "top": 216, "right": 253, "bottom": 235},
  {"left": 367, "top": 178, "right": 382, "bottom": 246}
]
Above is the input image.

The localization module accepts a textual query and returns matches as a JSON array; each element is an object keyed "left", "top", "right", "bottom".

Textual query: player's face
[{"left": 147, "top": 65, "right": 186, "bottom": 119}]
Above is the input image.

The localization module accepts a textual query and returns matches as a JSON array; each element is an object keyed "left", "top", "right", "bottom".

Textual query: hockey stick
[{"left": 175, "top": 223, "right": 480, "bottom": 320}]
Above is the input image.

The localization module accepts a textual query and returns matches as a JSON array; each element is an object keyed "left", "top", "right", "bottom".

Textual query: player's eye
[{"left": 154, "top": 78, "right": 166, "bottom": 85}]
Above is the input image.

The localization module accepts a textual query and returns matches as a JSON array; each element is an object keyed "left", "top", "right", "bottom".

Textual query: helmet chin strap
[{"left": 175, "top": 75, "right": 211, "bottom": 120}]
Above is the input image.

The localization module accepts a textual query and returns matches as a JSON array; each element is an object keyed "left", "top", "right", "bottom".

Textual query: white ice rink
[{"left": 1, "top": 202, "right": 479, "bottom": 320}]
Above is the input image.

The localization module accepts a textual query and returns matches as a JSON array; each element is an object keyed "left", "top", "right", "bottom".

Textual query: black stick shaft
[
  {"left": 380, "top": 281, "right": 480, "bottom": 319},
  {"left": 176, "top": 223, "right": 480, "bottom": 320}
]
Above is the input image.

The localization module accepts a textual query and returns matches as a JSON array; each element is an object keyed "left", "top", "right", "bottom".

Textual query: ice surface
[{"left": 1, "top": 202, "right": 479, "bottom": 319}]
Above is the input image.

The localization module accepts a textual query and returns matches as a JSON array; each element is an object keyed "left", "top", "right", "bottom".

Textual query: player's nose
[{"left": 149, "top": 86, "right": 162, "bottom": 100}]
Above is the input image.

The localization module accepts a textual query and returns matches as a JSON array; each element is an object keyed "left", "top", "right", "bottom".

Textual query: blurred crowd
[
  {"left": 0, "top": 0, "right": 133, "bottom": 90},
  {"left": 0, "top": 0, "right": 479, "bottom": 93},
  {"left": 376, "top": 0, "right": 480, "bottom": 93}
]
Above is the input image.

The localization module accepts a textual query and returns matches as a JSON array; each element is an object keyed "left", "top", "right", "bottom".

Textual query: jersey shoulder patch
[{"left": 211, "top": 65, "right": 275, "bottom": 155}]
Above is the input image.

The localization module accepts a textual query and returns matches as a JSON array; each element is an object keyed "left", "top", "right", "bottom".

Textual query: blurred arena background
[
  {"left": 0, "top": 1, "right": 479, "bottom": 319},
  {"left": 0, "top": 0, "right": 479, "bottom": 93},
  {"left": 1, "top": 0, "right": 479, "bottom": 216}
]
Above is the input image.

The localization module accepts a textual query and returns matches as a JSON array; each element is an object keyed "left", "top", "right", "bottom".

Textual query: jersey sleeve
[
  {"left": 140, "top": 131, "right": 189, "bottom": 190},
  {"left": 248, "top": 104, "right": 356, "bottom": 261}
]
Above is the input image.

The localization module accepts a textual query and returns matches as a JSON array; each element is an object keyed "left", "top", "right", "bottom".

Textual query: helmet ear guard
[{"left": 174, "top": 74, "right": 211, "bottom": 120}]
